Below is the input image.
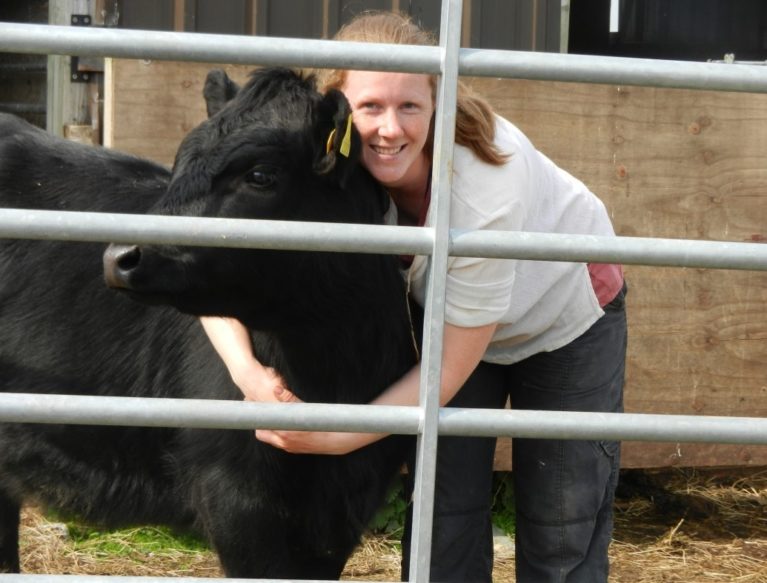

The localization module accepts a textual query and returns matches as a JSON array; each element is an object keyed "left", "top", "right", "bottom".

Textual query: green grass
[
  {"left": 68, "top": 524, "right": 207, "bottom": 555},
  {"left": 491, "top": 472, "right": 516, "bottom": 536},
  {"left": 369, "top": 477, "right": 410, "bottom": 540}
]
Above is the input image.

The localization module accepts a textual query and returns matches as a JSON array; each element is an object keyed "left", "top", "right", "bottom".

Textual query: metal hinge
[{"left": 70, "top": 14, "right": 101, "bottom": 82}]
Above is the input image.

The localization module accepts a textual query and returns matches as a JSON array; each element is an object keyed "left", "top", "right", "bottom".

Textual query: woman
[{"left": 201, "top": 11, "right": 627, "bottom": 583}]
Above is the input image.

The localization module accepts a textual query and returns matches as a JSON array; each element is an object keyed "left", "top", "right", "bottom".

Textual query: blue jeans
[{"left": 401, "top": 286, "right": 627, "bottom": 582}]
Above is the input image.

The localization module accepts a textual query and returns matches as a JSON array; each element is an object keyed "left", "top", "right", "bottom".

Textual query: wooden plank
[
  {"left": 105, "top": 61, "right": 767, "bottom": 469},
  {"left": 173, "top": 0, "right": 185, "bottom": 31},
  {"left": 104, "top": 59, "right": 253, "bottom": 166}
]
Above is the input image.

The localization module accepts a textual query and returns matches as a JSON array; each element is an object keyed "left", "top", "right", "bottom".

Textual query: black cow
[{"left": 0, "top": 67, "right": 417, "bottom": 579}]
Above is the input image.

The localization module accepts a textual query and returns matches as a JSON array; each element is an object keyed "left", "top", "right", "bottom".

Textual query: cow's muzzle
[{"left": 103, "top": 244, "right": 142, "bottom": 289}]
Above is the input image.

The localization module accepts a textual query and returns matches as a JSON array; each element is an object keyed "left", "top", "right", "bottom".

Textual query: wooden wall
[{"left": 105, "top": 59, "right": 767, "bottom": 469}]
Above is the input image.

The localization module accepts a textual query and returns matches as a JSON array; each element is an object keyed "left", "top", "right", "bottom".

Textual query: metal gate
[{"left": 1, "top": 1, "right": 767, "bottom": 581}]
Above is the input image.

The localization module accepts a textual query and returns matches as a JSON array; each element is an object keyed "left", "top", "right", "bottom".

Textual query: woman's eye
[
  {"left": 402, "top": 102, "right": 426, "bottom": 113},
  {"left": 245, "top": 168, "right": 276, "bottom": 189}
]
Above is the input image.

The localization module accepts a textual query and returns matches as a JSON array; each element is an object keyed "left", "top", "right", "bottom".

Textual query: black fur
[{"left": 0, "top": 68, "right": 416, "bottom": 579}]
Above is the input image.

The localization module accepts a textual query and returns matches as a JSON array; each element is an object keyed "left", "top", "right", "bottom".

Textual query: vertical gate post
[
  {"left": 47, "top": 0, "right": 101, "bottom": 142},
  {"left": 560, "top": 0, "right": 570, "bottom": 53},
  {"left": 407, "top": 0, "right": 463, "bottom": 581}
]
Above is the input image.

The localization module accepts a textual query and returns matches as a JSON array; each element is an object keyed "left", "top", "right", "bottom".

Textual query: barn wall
[
  {"left": 115, "top": 0, "right": 563, "bottom": 51},
  {"left": 105, "top": 59, "right": 767, "bottom": 470},
  {"left": 0, "top": 0, "right": 49, "bottom": 128}
]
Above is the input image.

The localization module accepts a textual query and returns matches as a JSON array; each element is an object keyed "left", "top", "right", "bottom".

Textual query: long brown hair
[{"left": 315, "top": 11, "right": 509, "bottom": 166}]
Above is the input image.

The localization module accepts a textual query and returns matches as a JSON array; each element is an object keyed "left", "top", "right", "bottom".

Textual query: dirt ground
[{"left": 17, "top": 467, "right": 767, "bottom": 582}]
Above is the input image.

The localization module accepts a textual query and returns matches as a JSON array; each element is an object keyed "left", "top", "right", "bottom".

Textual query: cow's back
[
  {"left": 0, "top": 114, "right": 168, "bottom": 213},
  {"left": 0, "top": 114, "right": 186, "bottom": 399}
]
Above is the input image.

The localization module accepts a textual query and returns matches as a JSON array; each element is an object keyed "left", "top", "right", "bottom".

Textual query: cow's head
[{"left": 103, "top": 68, "right": 390, "bottom": 329}]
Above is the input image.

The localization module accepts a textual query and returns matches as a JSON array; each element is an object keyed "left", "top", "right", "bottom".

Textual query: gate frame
[{"left": 1, "top": 0, "right": 767, "bottom": 581}]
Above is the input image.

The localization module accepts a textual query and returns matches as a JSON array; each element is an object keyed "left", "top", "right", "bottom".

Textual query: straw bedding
[{"left": 18, "top": 467, "right": 767, "bottom": 582}]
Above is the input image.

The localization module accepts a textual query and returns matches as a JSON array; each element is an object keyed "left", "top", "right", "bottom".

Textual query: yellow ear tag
[
  {"left": 339, "top": 114, "right": 353, "bottom": 158},
  {"left": 325, "top": 128, "right": 336, "bottom": 155}
]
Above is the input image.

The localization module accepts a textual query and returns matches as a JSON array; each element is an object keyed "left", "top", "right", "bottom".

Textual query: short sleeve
[{"left": 443, "top": 256, "right": 515, "bottom": 326}]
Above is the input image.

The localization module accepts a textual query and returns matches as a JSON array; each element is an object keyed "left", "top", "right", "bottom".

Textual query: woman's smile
[{"left": 371, "top": 144, "right": 406, "bottom": 156}]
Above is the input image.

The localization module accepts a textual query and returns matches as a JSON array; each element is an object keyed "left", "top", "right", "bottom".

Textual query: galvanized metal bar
[
  {"left": 1, "top": 209, "right": 766, "bottom": 272},
  {"left": 2, "top": 393, "right": 766, "bottom": 445},
  {"left": 440, "top": 408, "right": 767, "bottom": 444},
  {"left": 0, "top": 393, "right": 419, "bottom": 434},
  {"left": 1, "top": 23, "right": 767, "bottom": 93},
  {"left": 408, "top": 2, "right": 464, "bottom": 581},
  {"left": 0, "top": 22, "right": 440, "bottom": 73},
  {"left": 459, "top": 48, "right": 767, "bottom": 92},
  {"left": 0, "top": 208, "right": 434, "bottom": 255},
  {"left": 450, "top": 229, "right": 767, "bottom": 271},
  {"left": 0, "top": 576, "right": 361, "bottom": 583}
]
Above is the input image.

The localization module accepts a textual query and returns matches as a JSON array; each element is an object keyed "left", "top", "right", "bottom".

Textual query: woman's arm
[
  {"left": 199, "top": 316, "right": 291, "bottom": 403},
  {"left": 254, "top": 321, "right": 497, "bottom": 454}
]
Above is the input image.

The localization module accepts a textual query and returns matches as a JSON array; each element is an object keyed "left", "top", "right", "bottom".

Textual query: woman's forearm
[
  {"left": 199, "top": 316, "right": 288, "bottom": 402},
  {"left": 371, "top": 322, "right": 498, "bottom": 409},
  {"left": 200, "top": 316, "right": 255, "bottom": 372}
]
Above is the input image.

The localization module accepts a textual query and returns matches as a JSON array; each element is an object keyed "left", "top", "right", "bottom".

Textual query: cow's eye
[{"left": 245, "top": 166, "right": 277, "bottom": 189}]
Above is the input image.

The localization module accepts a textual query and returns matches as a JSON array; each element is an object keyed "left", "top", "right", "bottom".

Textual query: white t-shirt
[{"left": 403, "top": 115, "right": 617, "bottom": 365}]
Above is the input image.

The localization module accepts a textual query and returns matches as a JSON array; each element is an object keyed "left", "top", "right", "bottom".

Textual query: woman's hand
[
  {"left": 200, "top": 316, "right": 295, "bottom": 403},
  {"left": 252, "top": 386, "right": 378, "bottom": 453},
  {"left": 231, "top": 360, "right": 288, "bottom": 403},
  {"left": 255, "top": 427, "right": 380, "bottom": 455}
]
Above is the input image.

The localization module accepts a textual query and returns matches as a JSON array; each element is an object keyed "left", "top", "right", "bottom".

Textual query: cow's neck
[{"left": 249, "top": 280, "right": 416, "bottom": 405}]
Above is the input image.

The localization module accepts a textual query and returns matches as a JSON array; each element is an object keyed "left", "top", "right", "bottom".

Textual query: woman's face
[{"left": 341, "top": 70, "right": 435, "bottom": 192}]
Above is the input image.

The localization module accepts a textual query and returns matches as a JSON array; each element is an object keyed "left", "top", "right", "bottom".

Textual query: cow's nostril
[
  {"left": 103, "top": 244, "right": 142, "bottom": 289},
  {"left": 115, "top": 245, "right": 142, "bottom": 272}
]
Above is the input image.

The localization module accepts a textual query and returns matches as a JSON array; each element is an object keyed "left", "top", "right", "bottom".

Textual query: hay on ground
[{"left": 16, "top": 467, "right": 767, "bottom": 582}]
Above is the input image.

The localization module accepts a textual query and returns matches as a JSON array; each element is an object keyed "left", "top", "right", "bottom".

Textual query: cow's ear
[
  {"left": 315, "top": 89, "right": 361, "bottom": 186},
  {"left": 203, "top": 69, "right": 241, "bottom": 118}
]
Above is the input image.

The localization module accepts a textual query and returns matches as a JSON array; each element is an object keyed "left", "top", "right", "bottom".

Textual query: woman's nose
[{"left": 378, "top": 109, "right": 404, "bottom": 138}]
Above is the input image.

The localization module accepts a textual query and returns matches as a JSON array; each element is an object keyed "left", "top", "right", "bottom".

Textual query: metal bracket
[{"left": 70, "top": 14, "right": 93, "bottom": 83}]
